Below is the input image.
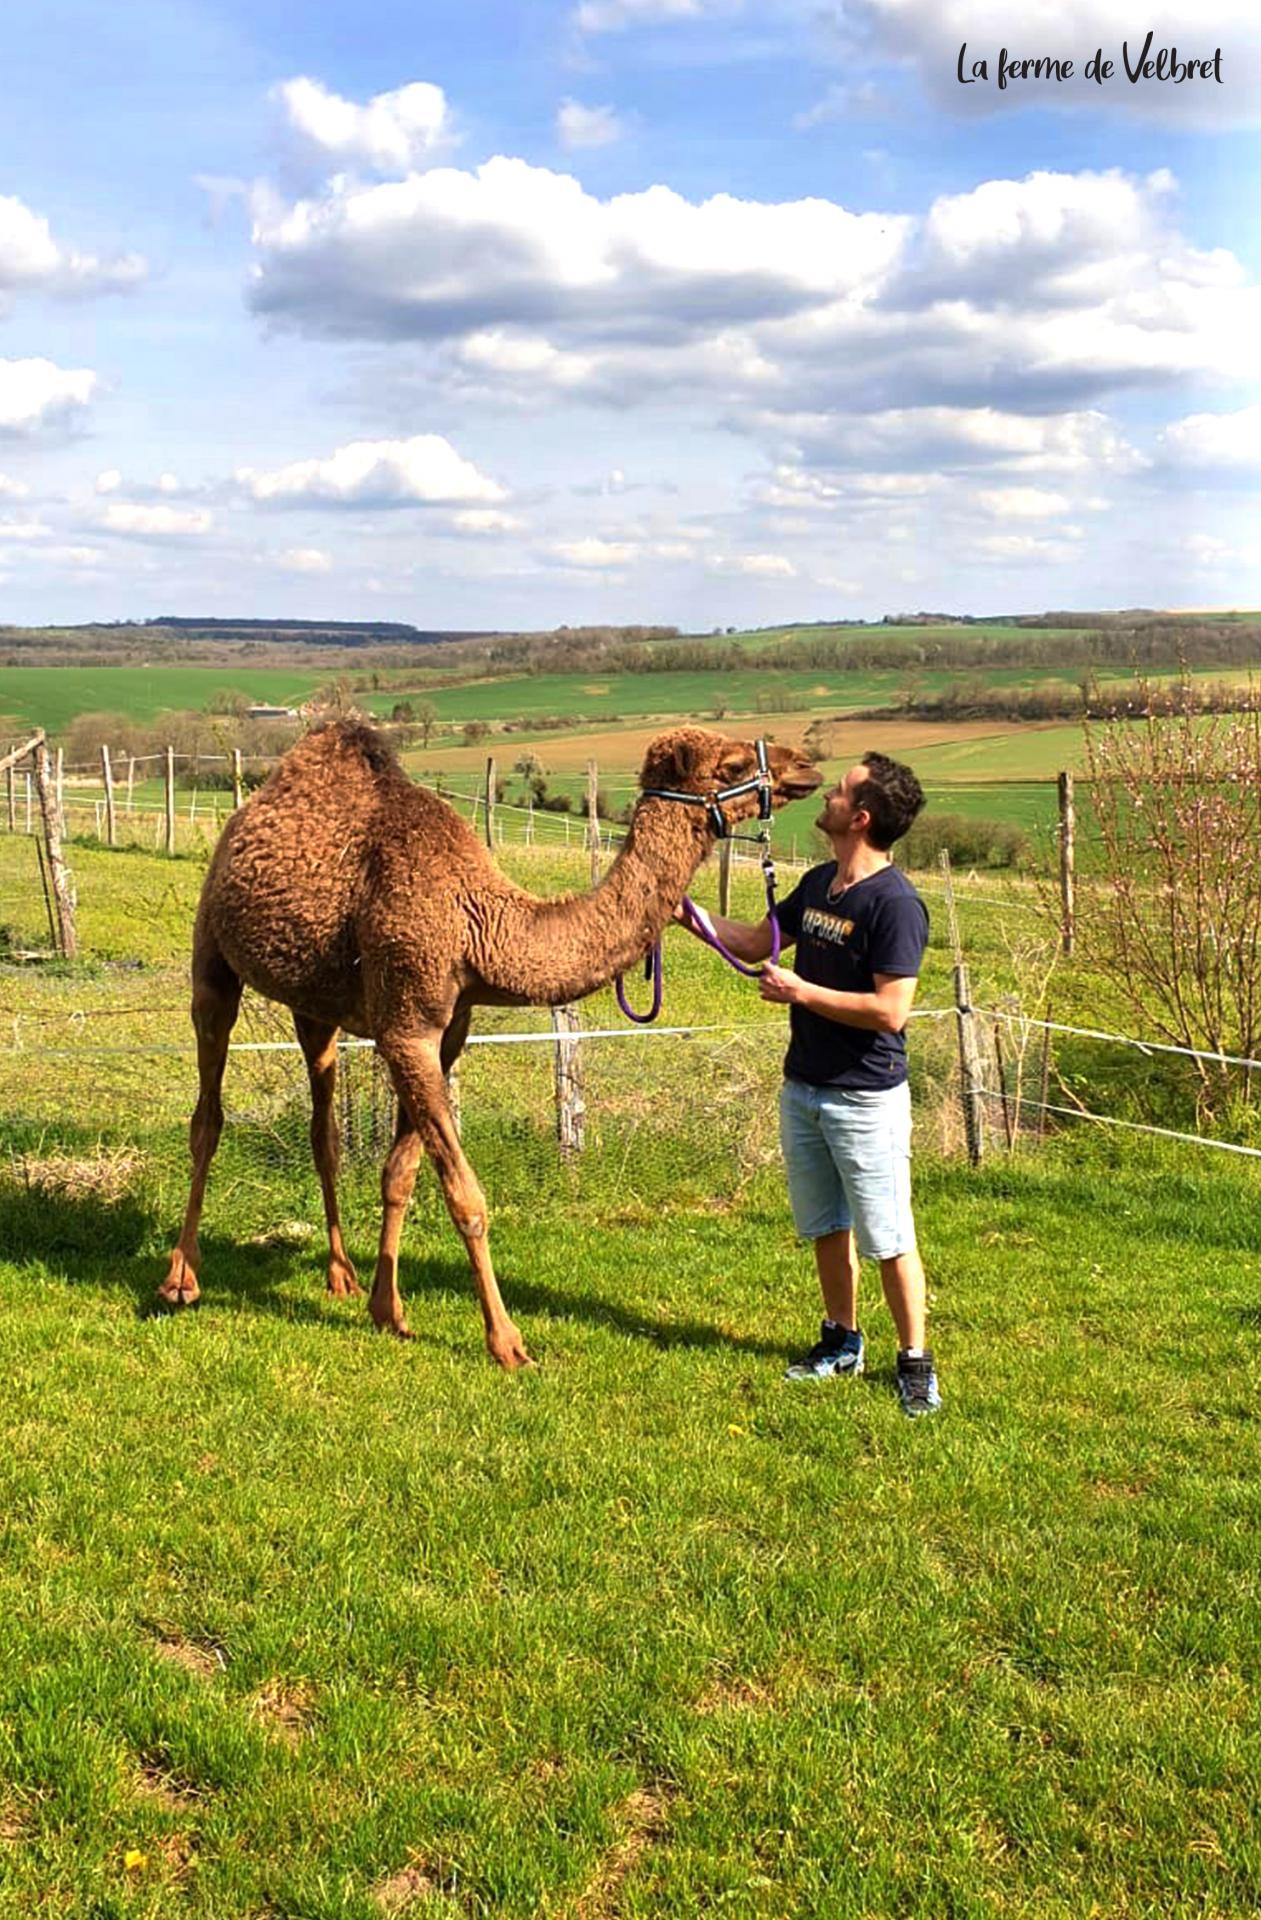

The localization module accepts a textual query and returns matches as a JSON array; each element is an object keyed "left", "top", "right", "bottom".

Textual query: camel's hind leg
[
  {"left": 373, "top": 1030, "right": 531, "bottom": 1370},
  {"left": 157, "top": 942, "right": 242, "bottom": 1311},
  {"left": 292, "top": 1014, "right": 361, "bottom": 1298}
]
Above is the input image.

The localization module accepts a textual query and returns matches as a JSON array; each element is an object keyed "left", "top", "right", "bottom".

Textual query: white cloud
[
  {"left": 775, "top": 406, "right": 1144, "bottom": 476},
  {"left": 574, "top": 0, "right": 709, "bottom": 30},
  {"left": 710, "top": 550, "right": 797, "bottom": 577},
  {"left": 549, "top": 536, "right": 639, "bottom": 566},
  {"left": 248, "top": 157, "right": 908, "bottom": 344},
  {"left": 0, "top": 358, "right": 98, "bottom": 436},
  {"left": 95, "top": 468, "right": 123, "bottom": 494},
  {"left": 98, "top": 502, "right": 214, "bottom": 538},
  {"left": 274, "top": 545, "right": 333, "bottom": 573},
  {"left": 0, "top": 194, "right": 145, "bottom": 312},
  {"left": 0, "top": 473, "right": 29, "bottom": 499},
  {"left": 273, "top": 76, "right": 454, "bottom": 172},
  {"left": 557, "top": 100, "right": 626, "bottom": 149},
  {"left": 451, "top": 508, "right": 521, "bottom": 533},
  {"left": 237, "top": 434, "right": 506, "bottom": 507},
  {"left": 973, "top": 486, "right": 1074, "bottom": 518},
  {"left": 37, "top": 545, "right": 107, "bottom": 567},
  {"left": 247, "top": 159, "right": 1259, "bottom": 435},
  {"left": 974, "top": 531, "right": 1079, "bottom": 561},
  {"left": 1154, "top": 406, "right": 1261, "bottom": 477},
  {"left": 0, "top": 517, "right": 51, "bottom": 541}
]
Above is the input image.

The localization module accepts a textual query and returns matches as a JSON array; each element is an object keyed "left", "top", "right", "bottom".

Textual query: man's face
[{"left": 815, "top": 763, "right": 870, "bottom": 839}]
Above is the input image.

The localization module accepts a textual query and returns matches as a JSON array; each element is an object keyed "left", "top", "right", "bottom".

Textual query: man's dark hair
[{"left": 854, "top": 751, "right": 925, "bottom": 851}]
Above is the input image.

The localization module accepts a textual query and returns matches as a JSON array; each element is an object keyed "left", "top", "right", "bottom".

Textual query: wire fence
[{"left": 6, "top": 741, "right": 1261, "bottom": 1209}]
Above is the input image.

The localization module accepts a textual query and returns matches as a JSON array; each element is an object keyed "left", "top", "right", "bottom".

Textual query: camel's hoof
[
  {"left": 490, "top": 1339, "right": 534, "bottom": 1372},
  {"left": 151, "top": 1288, "right": 201, "bottom": 1316},
  {"left": 370, "top": 1316, "right": 415, "bottom": 1340},
  {"left": 326, "top": 1261, "right": 362, "bottom": 1299}
]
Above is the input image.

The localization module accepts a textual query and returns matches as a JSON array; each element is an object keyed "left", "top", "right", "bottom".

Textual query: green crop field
[
  {"left": 0, "top": 667, "right": 328, "bottom": 736},
  {"left": 1, "top": 822, "right": 1260, "bottom": 1917}
]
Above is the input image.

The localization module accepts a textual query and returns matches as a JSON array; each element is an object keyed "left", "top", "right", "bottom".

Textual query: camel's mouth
[{"left": 776, "top": 769, "right": 824, "bottom": 804}]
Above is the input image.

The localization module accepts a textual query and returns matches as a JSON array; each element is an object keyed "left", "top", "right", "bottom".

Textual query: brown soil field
[{"left": 401, "top": 714, "right": 1063, "bottom": 782}]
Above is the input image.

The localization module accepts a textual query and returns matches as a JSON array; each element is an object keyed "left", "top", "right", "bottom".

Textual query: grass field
[
  {"left": 3, "top": 806, "right": 1260, "bottom": 1913},
  {"left": 0, "top": 668, "right": 332, "bottom": 736}
]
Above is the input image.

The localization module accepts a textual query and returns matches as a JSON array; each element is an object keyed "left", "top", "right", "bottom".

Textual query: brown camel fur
[{"left": 158, "top": 720, "right": 821, "bottom": 1367}]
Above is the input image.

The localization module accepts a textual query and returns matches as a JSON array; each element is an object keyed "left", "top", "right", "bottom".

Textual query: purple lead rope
[
  {"left": 615, "top": 846, "right": 781, "bottom": 1020},
  {"left": 614, "top": 939, "right": 663, "bottom": 1024},
  {"left": 676, "top": 894, "right": 781, "bottom": 973}
]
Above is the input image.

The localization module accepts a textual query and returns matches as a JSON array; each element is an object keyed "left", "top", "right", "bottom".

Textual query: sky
[{"left": 1, "top": 0, "right": 1259, "bottom": 630}]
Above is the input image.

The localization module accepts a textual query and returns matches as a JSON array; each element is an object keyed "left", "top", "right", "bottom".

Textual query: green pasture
[
  {"left": 2, "top": 826, "right": 1261, "bottom": 1914},
  {"left": 0, "top": 667, "right": 326, "bottom": 736},
  {"left": 364, "top": 666, "right": 1094, "bottom": 729}
]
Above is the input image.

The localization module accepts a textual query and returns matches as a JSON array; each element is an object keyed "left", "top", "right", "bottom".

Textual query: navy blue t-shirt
[{"left": 775, "top": 862, "right": 929, "bottom": 1089}]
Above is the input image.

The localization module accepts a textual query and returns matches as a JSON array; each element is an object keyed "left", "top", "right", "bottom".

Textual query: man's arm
[
  {"left": 673, "top": 901, "right": 782, "bottom": 965},
  {"left": 759, "top": 967, "right": 918, "bottom": 1033}
]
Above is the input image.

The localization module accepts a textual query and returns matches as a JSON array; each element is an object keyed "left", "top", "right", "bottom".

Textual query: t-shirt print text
[{"left": 801, "top": 907, "right": 855, "bottom": 947}]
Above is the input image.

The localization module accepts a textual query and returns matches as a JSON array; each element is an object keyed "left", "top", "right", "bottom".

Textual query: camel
[{"left": 158, "top": 720, "right": 821, "bottom": 1367}]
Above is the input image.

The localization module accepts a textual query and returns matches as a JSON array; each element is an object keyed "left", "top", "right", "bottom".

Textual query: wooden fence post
[
  {"left": 718, "top": 836, "right": 733, "bottom": 916},
  {"left": 100, "top": 743, "right": 117, "bottom": 847},
  {"left": 484, "top": 756, "right": 496, "bottom": 851},
  {"left": 1058, "top": 770, "right": 1075, "bottom": 957},
  {"left": 940, "top": 849, "right": 984, "bottom": 1165},
  {"left": 32, "top": 738, "right": 76, "bottom": 959},
  {"left": 551, "top": 1005, "right": 585, "bottom": 1153},
  {"left": 232, "top": 748, "right": 244, "bottom": 810},
  {"left": 164, "top": 746, "right": 177, "bottom": 855},
  {"left": 24, "top": 771, "right": 32, "bottom": 834},
  {"left": 126, "top": 753, "right": 135, "bottom": 816},
  {"left": 5, "top": 759, "right": 12, "bottom": 833},
  {"left": 587, "top": 759, "right": 600, "bottom": 886}
]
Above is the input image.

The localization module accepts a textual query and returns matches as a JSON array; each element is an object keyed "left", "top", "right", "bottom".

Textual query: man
[{"left": 680, "top": 752, "right": 940, "bottom": 1416}]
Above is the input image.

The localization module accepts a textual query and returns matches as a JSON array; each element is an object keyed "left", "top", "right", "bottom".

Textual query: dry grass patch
[
  {"left": 134, "top": 1762, "right": 201, "bottom": 1812},
  {"left": 0, "top": 1797, "right": 29, "bottom": 1843},
  {"left": 12, "top": 1145, "right": 145, "bottom": 1203},
  {"left": 371, "top": 1861, "right": 458, "bottom": 1915},
  {"left": 150, "top": 1634, "right": 226, "bottom": 1680},
  {"left": 692, "top": 1674, "right": 775, "bottom": 1715},
  {"left": 249, "top": 1680, "right": 313, "bottom": 1746},
  {"left": 565, "top": 1785, "right": 673, "bottom": 1920}
]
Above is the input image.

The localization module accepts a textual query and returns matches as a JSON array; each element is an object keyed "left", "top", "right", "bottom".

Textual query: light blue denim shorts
[{"left": 778, "top": 1077, "right": 916, "bottom": 1260}]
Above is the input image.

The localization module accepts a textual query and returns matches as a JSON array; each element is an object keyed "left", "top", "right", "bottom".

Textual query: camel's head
[{"left": 638, "top": 727, "right": 822, "bottom": 834}]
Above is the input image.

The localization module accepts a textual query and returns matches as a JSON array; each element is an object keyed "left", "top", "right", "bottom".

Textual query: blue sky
[{"left": 1, "top": 0, "right": 1259, "bottom": 629}]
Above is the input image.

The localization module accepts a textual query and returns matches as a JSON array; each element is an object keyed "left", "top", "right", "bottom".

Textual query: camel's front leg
[
  {"left": 158, "top": 948, "right": 242, "bottom": 1311},
  {"left": 293, "top": 1014, "right": 361, "bottom": 1297},
  {"left": 378, "top": 1034, "right": 532, "bottom": 1370}
]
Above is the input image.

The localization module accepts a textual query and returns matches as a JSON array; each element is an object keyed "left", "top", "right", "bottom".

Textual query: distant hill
[{"left": 146, "top": 618, "right": 498, "bottom": 647}]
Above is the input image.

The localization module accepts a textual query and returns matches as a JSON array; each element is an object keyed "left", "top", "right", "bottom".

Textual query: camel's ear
[{"left": 641, "top": 732, "right": 705, "bottom": 792}]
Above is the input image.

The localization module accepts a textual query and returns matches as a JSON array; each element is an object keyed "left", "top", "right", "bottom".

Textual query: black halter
[{"left": 639, "top": 737, "right": 773, "bottom": 837}]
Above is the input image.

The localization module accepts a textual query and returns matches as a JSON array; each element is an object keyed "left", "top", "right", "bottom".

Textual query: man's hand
[{"left": 759, "top": 962, "right": 805, "bottom": 1005}]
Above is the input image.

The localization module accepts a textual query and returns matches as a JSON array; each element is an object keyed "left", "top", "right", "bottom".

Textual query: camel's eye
[{"left": 718, "top": 753, "right": 754, "bottom": 785}]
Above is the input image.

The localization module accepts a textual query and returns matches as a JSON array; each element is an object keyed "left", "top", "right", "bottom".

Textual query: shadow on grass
[
  {"left": 395, "top": 1251, "right": 797, "bottom": 1363},
  {"left": 0, "top": 1182, "right": 794, "bottom": 1360}
]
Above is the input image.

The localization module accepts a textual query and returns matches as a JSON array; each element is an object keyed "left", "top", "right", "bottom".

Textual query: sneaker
[
  {"left": 784, "top": 1321, "right": 865, "bottom": 1382},
  {"left": 896, "top": 1349, "right": 942, "bottom": 1418}
]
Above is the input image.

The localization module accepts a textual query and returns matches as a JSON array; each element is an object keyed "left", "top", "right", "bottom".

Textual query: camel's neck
[{"left": 470, "top": 801, "right": 710, "bottom": 1006}]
